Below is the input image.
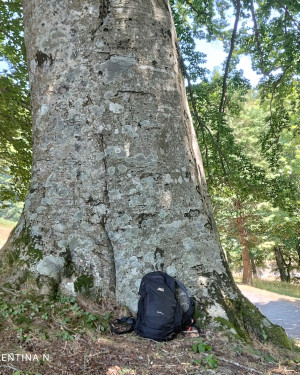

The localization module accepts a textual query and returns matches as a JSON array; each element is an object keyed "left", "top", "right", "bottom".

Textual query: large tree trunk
[{"left": 0, "top": 0, "right": 291, "bottom": 347}]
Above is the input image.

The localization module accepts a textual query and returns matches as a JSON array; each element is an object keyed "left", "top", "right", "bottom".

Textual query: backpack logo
[{"left": 157, "top": 287, "right": 164, "bottom": 292}]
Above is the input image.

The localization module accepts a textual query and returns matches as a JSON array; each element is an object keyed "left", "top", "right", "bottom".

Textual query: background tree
[
  {"left": 0, "top": 0, "right": 32, "bottom": 205},
  {"left": 172, "top": 0, "right": 299, "bottom": 284}
]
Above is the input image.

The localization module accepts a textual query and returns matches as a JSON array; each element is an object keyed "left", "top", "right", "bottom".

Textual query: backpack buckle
[{"left": 187, "top": 319, "right": 194, "bottom": 331}]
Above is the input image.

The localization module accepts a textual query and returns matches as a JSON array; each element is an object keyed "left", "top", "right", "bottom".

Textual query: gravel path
[{"left": 238, "top": 284, "right": 300, "bottom": 341}]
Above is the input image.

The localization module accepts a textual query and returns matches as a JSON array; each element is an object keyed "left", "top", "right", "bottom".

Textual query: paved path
[
  {"left": 238, "top": 284, "right": 300, "bottom": 341},
  {"left": 0, "top": 224, "right": 13, "bottom": 248}
]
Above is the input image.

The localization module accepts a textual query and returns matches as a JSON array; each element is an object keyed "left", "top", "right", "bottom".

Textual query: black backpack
[{"left": 111, "top": 271, "right": 200, "bottom": 341}]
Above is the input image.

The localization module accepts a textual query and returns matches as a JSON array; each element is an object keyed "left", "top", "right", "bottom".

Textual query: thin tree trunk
[
  {"left": 225, "top": 249, "right": 232, "bottom": 264},
  {"left": 296, "top": 228, "right": 300, "bottom": 267},
  {"left": 251, "top": 257, "right": 258, "bottom": 279},
  {"left": 235, "top": 200, "right": 253, "bottom": 286},
  {"left": 274, "top": 246, "right": 289, "bottom": 282},
  {"left": 219, "top": 0, "right": 241, "bottom": 115}
]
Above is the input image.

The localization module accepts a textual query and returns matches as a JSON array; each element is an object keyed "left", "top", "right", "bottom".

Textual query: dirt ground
[{"left": 0, "top": 326, "right": 299, "bottom": 375}]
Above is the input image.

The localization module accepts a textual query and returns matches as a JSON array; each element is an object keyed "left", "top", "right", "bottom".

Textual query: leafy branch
[{"left": 219, "top": 0, "right": 241, "bottom": 115}]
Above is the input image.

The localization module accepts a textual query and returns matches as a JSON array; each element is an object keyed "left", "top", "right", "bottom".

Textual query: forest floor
[
  {"left": 0, "top": 285, "right": 300, "bottom": 375},
  {"left": 0, "top": 323, "right": 300, "bottom": 375}
]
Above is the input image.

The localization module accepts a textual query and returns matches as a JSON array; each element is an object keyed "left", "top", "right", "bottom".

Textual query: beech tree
[{"left": 0, "top": 0, "right": 291, "bottom": 346}]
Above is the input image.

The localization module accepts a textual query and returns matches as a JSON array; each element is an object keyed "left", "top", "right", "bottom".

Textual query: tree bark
[
  {"left": 296, "top": 228, "right": 300, "bottom": 267},
  {"left": 251, "top": 257, "right": 258, "bottom": 279},
  {"left": 235, "top": 200, "right": 253, "bottom": 286},
  {"left": 274, "top": 246, "right": 290, "bottom": 282},
  {"left": 0, "top": 0, "right": 291, "bottom": 347},
  {"left": 2, "top": 0, "right": 225, "bottom": 305}
]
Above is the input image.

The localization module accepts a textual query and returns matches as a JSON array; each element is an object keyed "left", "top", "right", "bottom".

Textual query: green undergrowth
[
  {"left": 192, "top": 337, "right": 218, "bottom": 368},
  {"left": 0, "top": 288, "right": 114, "bottom": 342},
  {"left": 252, "top": 279, "right": 300, "bottom": 299},
  {"left": 0, "top": 217, "right": 16, "bottom": 228},
  {"left": 0, "top": 287, "right": 300, "bottom": 375}
]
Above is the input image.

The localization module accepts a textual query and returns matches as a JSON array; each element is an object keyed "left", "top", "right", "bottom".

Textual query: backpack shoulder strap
[
  {"left": 175, "top": 279, "right": 195, "bottom": 318},
  {"left": 110, "top": 316, "right": 135, "bottom": 335},
  {"left": 175, "top": 280, "right": 203, "bottom": 336}
]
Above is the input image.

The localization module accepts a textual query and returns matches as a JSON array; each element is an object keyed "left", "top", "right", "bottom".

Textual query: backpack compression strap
[{"left": 110, "top": 316, "right": 135, "bottom": 335}]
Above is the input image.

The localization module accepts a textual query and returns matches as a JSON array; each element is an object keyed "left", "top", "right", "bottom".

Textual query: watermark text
[{"left": 1, "top": 353, "right": 50, "bottom": 362}]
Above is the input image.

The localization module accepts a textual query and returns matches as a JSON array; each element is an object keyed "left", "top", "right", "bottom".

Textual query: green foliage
[
  {"left": 170, "top": 0, "right": 208, "bottom": 81},
  {"left": 171, "top": 0, "right": 300, "bottom": 279},
  {"left": 0, "top": 289, "right": 111, "bottom": 341},
  {"left": 0, "top": 198, "right": 23, "bottom": 222},
  {"left": 229, "top": 91, "right": 299, "bottom": 270},
  {"left": 253, "top": 279, "right": 300, "bottom": 299},
  {"left": 0, "top": 216, "right": 16, "bottom": 228},
  {"left": 240, "top": 0, "right": 300, "bottom": 79},
  {"left": 192, "top": 338, "right": 218, "bottom": 368},
  {"left": 192, "top": 337, "right": 213, "bottom": 353},
  {"left": 203, "top": 354, "right": 218, "bottom": 368},
  {"left": 0, "top": 0, "right": 32, "bottom": 205},
  {"left": 0, "top": 0, "right": 26, "bottom": 76},
  {"left": 74, "top": 275, "right": 94, "bottom": 294}
]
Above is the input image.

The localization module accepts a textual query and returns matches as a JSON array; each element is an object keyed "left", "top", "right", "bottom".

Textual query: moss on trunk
[{"left": 209, "top": 290, "right": 292, "bottom": 349}]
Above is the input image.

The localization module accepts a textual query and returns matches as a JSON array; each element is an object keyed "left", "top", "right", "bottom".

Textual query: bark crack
[
  {"left": 117, "top": 90, "right": 153, "bottom": 96},
  {"left": 35, "top": 51, "right": 54, "bottom": 67},
  {"left": 98, "top": 133, "right": 116, "bottom": 294},
  {"left": 91, "top": 0, "right": 111, "bottom": 40}
]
